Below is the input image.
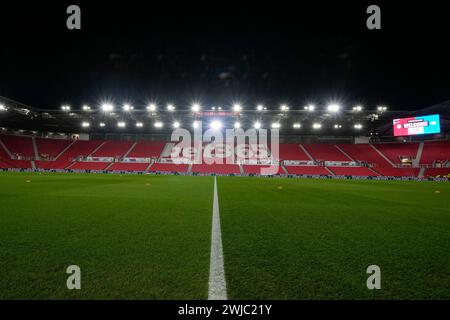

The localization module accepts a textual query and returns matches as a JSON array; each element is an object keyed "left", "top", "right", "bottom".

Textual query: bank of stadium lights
[
  {"left": 191, "top": 103, "right": 201, "bottom": 112},
  {"left": 167, "top": 104, "right": 175, "bottom": 112},
  {"left": 353, "top": 105, "right": 363, "bottom": 112},
  {"left": 123, "top": 104, "right": 134, "bottom": 112},
  {"left": 271, "top": 122, "right": 281, "bottom": 129},
  {"left": 0, "top": 104, "right": 6, "bottom": 111},
  {"left": 210, "top": 120, "right": 223, "bottom": 130},
  {"left": 117, "top": 121, "right": 126, "bottom": 128},
  {"left": 354, "top": 123, "right": 363, "bottom": 130},
  {"left": 377, "top": 106, "right": 388, "bottom": 112},
  {"left": 234, "top": 121, "right": 241, "bottom": 129},
  {"left": 154, "top": 121, "right": 163, "bottom": 128},
  {"left": 327, "top": 104, "right": 340, "bottom": 113},
  {"left": 253, "top": 121, "right": 262, "bottom": 130},
  {"left": 136, "top": 122, "right": 143, "bottom": 128},
  {"left": 256, "top": 105, "right": 264, "bottom": 111},
  {"left": 101, "top": 104, "right": 114, "bottom": 112},
  {"left": 82, "top": 105, "right": 91, "bottom": 111},
  {"left": 81, "top": 122, "right": 90, "bottom": 128},
  {"left": 173, "top": 121, "right": 181, "bottom": 128},
  {"left": 61, "top": 105, "right": 71, "bottom": 111},
  {"left": 280, "top": 105, "right": 289, "bottom": 111},
  {"left": 334, "top": 124, "right": 342, "bottom": 129},
  {"left": 233, "top": 104, "right": 242, "bottom": 112},
  {"left": 312, "top": 123, "right": 322, "bottom": 129},
  {"left": 304, "top": 105, "right": 315, "bottom": 112},
  {"left": 293, "top": 123, "right": 301, "bottom": 129},
  {"left": 99, "top": 122, "right": 106, "bottom": 127},
  {"left": 147, "top": 103, "right": 157, "bottom": 112}
]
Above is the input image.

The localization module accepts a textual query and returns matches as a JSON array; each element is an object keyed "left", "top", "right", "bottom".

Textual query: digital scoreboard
[{"left": 393, "top": 114, "right": 441, "bottom": 136}]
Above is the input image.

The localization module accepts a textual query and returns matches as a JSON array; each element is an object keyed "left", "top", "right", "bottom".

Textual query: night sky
[{"left": 1, "top": 1, "right": 449, "bottom": 111}]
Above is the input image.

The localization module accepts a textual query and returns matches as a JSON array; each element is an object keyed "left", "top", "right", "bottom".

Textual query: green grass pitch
[{"left": 0, "top": 172, "right": 449, "bottom": 299}]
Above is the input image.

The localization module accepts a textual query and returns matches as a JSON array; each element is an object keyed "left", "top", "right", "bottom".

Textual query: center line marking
[{"left": 208, "top": 176, "right": 228, "bottom": 300}]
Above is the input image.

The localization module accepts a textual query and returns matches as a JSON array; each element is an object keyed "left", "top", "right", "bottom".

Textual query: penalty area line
[{"left": 208, "top": 176, "right": 228, "bottom": 300}]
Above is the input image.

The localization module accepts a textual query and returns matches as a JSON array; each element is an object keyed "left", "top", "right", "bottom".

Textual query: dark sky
[{"left": 1, "top": 1, "right": 449, "bottom": 111}]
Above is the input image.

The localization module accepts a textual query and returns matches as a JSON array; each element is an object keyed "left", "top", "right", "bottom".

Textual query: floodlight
[
  {"left": 193, "top": 121, "right": 200, "bottom": 128},
  {"left": 293, "top": 123, "right": 301, "bottom": 129},
  {"left": 233, "top": 104, "right": 242, "bottom": 112},
  {"left": 154, "top": 121, "right": 164, "bottom": 128},
  {"left": 0, "top": 104, "right": 6, "bottom": 111},
  {"left": 173, "top": 121, "right": 180, "bottom": 128},
  {"left": 61, "top": 105, "right": 71, "bottom": 111},
  {"left": 136, "top": 122, "right": 143, "bottom": 128},
  {"left": 257, "top": 105, "right": 264, "bottom": 111},
  {"left": 305, "top": 104, "right": 315, "bottom": 112},
  {"left": 234, "top": 121, "right": 241, "bottom": 129},
  {"left": 353, "top": 105, "right": 363, "bottom": 111},
  {"left": 253, "top": 121, "right": 261, "bottom": 129},
  {"left": 167, "top": 104, "right": 175, "bottom": 111},
  {"left": 99, "top": 122, "right": 106, "bottom": 127},
  {"left": 82, "top": 105, "right": 91, "bottom": 111},
  {"left": 117, "top": 122, "right": 126, "bottom": 128},
  {"left": 312, "top": 123, "right": 322, "bottom": 129},
  {"left": 191, "top": 104, "right": 201, "bottom": 112},
  {"left": 210, "top": 120, "right": 222, "bottom": 130},
  {"left": 334, "top": 124, "right": 342, "bottom": 129},
  {"left": 280, "top": 105, "right": 289, "bottom": 111},
  {"left": 354, "top": 124, "right": 363, "bottom": 129},
  {"left": 81, "top": 122, "right": 90, "bottom": 128},
  {"left": 101, "top": 104, "right": 114, "bottom": 112},
  {"left": 147, "top": 104, "right": 157, "bottom": 112},
  {"left": 271, "top": 122, "right": 281, "bottom": 129},
  {"left": 327, "top": 104, "right": 340, "bottom": 112},
  {"left": 123, "top": 104, "right": 133, "bottom": 111}
]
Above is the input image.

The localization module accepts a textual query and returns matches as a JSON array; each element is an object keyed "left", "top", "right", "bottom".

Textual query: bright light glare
[
  {"left": 117, "top": 122, "right": 126, "bottom": 128},
  {"left": 101, "top": 104, "right": 114, "bottom": 112},
  {"left": 293, "top": 123, "right": 301, "bottom": 129},
  {"left": 81, "top": 122, "right": 90, "bottom": 128},
  {"left": 233, "top": 104, "right": 242, "bottom": 112},
  {"left": 191, "top": 104, "right": 201, "bottom": 112},
  {"left": 193, "top": 121, "right": 200, "bottom": 128},
  {"left": 82, "top": 105, "right": 91, "bottom": 111},
  {"left": 61, "top": 105, "right": 71, "bottom": 111},
  {"left": 173, "top": 121, "right": 180, "bottom": 128},
  {"left": 136, "top": 122, "right": 143, "bottom": 128},
  {"left": 167, "top": 104, "right": 175, "bottom": 111},
  {"left": 210, "top": 120, "right": 222, "bottom": 130},
  {"left": 271, "top": 122, "right": 281, "bottom": 129},
  {"left": 334, "top": 124, "right": 342, "bottom": 129},
  {"left": 354, "top": 124, "right": 363, "bottom": 129},
  {"left": 0, "top": 104, "right": 6, "bottom": 111},
  {"left": 327, "top": 104, "right": 340, "bottom": 112},
  {"left": 123, "top": 104, "right": 133, "bottom": 111},
  {"left": 147, "top": 104, "right": 157, "bottom": 111},
  {"left": 256, "top": 105, "right": 264, "bottom": 111},
  {"left": 280, "top": 105, "right": 289, "bottom": 111},
  {"left": 154, "top": 121, "right": 163, "bottom": 128},
  {"left": 353, "top": 105, "right": 363, "bottom": 111},
  {"left": 253, "top": 121, "right": 261, "bottom": 129},
  {"left": 312, "top": 123, "right": 322, "bottom": 129},
  {"left": 99, "top": 122, "right": 106, "bottom": 127},
  {"left": 234, "top": 121, "right": 241, "bottom": 129}
]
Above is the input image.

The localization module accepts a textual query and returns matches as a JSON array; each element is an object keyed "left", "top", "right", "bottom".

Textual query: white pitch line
[{"left": 208, "top": 176, "right": 228, "bottom": 300}]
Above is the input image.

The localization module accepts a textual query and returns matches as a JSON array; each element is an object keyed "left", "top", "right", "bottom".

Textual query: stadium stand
[
  {"left": 149, "top": 163, "right": 189, "bottom": 173},
  {"left": 57, "top": 140, "right": 104, "bottom": 161},
  {"left": 420, "top": 140, "right": 450, "bottom": 164},
  {"left": 424, "top": 168, "right": 450, "bottom": 177},
  {"left": 36, "top": 138, "right": 72, "bottom": 159},
  {"left": 127, "top": 141, "right": 166, "bottom": 158},
  {"left": 285, "top": 166, "right": 329, "bottom": 175},
  {"left": 374, "top": 142, "right": 419, "bottom": 164},
  {"left": 0, "top": 135, "right": 34, "bottom": 158},
  {"left": 279, "top": 144, "right": 310, "bottom": 160},
  {"left": 107, "top": 162, "right": 149, "bottom": 172},
  {"left": 302, "top": 144, "right": 351, "bottom": 161},
  {"left": 91, "top": 141, "right": 135, "bottom": 158},
  {"left": 192, "top": 164, "right": 240, "bottom": 174},
  {"left": 328, "top": 166, "right": 379, "bottom": 176},
  {"left": 35, "top": 160, "right": 71, "bottom": 170},
  {"left": 243, "top": 165, "right": 285, "bottom": 175},
  {"left": 70, "top": 162, "right": 111, "bottom": 171}
]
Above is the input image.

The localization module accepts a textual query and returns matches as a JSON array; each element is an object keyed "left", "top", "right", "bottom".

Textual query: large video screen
[{"left": 393, "top": 114, "right": 441, "bottom": 136}]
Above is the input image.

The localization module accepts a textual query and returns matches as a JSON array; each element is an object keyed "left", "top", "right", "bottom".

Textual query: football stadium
[{"left": 0, "top": 2, "right": 449, "bottom": 304}]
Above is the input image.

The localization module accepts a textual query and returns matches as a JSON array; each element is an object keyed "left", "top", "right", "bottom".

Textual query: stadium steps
[
  {"left": 104, "top": 163, "right": 114, "bottom": 170},
  {"left": 65, "top": 162, "right": 77, "bottom": 170},
  {"left": 281, "top": 163, "right": 288, "bottom": 174},
  {"left": 87, "top": 141, "right": 106, "bottom": 157},
  {"left": 413, "top": 141, "right": 425, "bottom": 166},
  {"left": 299, "top": 144, "right": 315, "bottom": 161},
  {"left": 31, "top": 160, "right": 36, "bottom": 169},
  {"left": 145, "top": 162, "right": 153, "bottom": 172},
  {"left": 160, "top": 143, "right": 174, "bottom": 157},
  {"left": 55, "top": 140, "right": 77, "bottom": 160},
  {"left": 369, "top": 144, "right": 395, "bottom": 167},
  {"left": 32, "top": 137, "right": 39, "bottom": 159},
  {"left": 324, "top": 167, "right": 335, "bottom": 176},
  {"left": 368, "top": 167, "right": 380, "bottom": 176},
  {"left": 123, "top": 142, "right": 137, "bottom": 158},
  {"left": 334, "top": 144, "right": 356, "bottom": 162},
  {"left": 188, "top": 163, "right": 192, "bottom": 173},
  {"left": 418, "top": 167, "right": 426, "bottom": 178},
  {"left": 239, "top": 164, "right": 244, "bottom": 174},
  {"left": 0, "top": 138, "right": 13, "bottom": 158}
]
